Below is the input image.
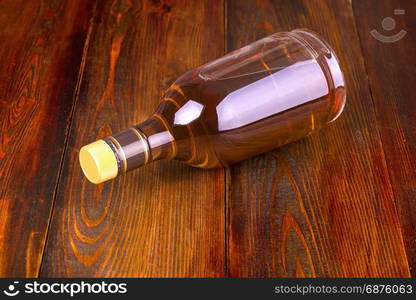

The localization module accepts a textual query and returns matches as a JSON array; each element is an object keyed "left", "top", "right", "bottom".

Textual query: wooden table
[{"left": 0, "top": 0, "right": 414, "bottom": 277}]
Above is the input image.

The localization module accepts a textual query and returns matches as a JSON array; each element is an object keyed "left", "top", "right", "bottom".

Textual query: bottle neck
[{"left": 103, "top": 115, "right": 175, "bottom": 175}]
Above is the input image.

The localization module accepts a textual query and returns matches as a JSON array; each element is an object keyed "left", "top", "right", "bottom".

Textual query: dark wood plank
[
  {"left": 353, "top": 0, "right": 416, "bottom": 275},
  {"left": 226, "top": 0, "right": 410, "bottom": 277},
  {"left": 41, "top": 0, "right": 225, "bottom": 277},
  {"left": 0, "top": 0, "right": 95, "bottom": 277}
]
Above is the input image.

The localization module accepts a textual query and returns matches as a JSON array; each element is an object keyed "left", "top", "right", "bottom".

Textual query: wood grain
[
  {"left": 0, "top": 0, "right": 95, "bottom": 277},
  {"left": 226, "top": 0, "right": 410, "bottom": 277},
  {"left": 40, "top": 0, "right": 225, "bottom": 277},
  {"left": 1, "top": 0, "right": 413, "bottom": 278},
  {"left": 353, "top": 0, "right": 416, "bottom": 275}
]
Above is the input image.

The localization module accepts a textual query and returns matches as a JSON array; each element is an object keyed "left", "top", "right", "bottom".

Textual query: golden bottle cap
[{"left": 79, "top": 139, "right": 118, "bottom": 184}]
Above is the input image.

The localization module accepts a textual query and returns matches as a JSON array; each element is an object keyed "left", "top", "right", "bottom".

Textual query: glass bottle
[{"left": 79, "top": 29, "right": 346, "bottom": 184}]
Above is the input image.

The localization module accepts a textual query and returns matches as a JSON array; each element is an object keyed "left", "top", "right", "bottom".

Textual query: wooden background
[{"left": 0, "top": 0, "right": 414, "bottom": 277}]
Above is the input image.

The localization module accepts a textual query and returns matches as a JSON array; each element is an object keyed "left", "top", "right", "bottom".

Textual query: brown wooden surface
[
  {"left": 0, "top": 0, "right": 414, "bottom": 277},
  {"left": 353, "top": 0, "right": 416, "bottom": 276},
  {"left": 226, "top": 0, "right": 410, "bottom": 277},
  {"left": 40, "top": 0, "right": 225, "bottom": 277},
  {"left": 0, "top": 0, "right": 95, "bottom": 276}
]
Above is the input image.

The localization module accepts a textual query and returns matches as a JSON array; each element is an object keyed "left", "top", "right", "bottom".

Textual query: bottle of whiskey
[{"left": 79, "top": 29, "right": 346, "bottom": 184}]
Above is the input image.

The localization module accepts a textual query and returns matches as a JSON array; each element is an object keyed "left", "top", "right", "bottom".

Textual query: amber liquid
[
  {"left": 138, "top": 49, "right": 345, "bottom": 168},
  {"left": 79, "top": 30, "right": 346, "bottom": 184},
  {"left": 100, "top": 31, "right": 346, "bottom": 178}
]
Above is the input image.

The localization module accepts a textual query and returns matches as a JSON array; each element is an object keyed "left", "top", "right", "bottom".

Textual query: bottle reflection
[
  {"left": 216, "top": 59, "right": 328, "bottom": 132},
  {"left": 173, "top": 100, "right": 205, "bottom": 126}
]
